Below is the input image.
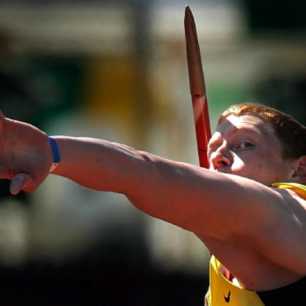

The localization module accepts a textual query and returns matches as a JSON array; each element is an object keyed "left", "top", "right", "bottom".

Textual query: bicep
[
  {"left": 128, "top": 153, "right": 306, "bottom": 273},
  {"left": 127, "top": 154, "right": 277, "bottom": 239}
]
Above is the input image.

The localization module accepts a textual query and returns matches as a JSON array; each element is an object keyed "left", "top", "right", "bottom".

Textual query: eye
[{"left": 232, "top": 141, "right": 255, "bottom": 151}]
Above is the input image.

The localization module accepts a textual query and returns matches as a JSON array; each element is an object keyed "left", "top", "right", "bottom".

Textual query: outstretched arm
[
  {"left": 0, "top": 111, "right": 275, "bottom": 236},
  {"left": 2, "top": 113, "right": 306, "bottom": 277},
  {"left": 0, "top": 113, "right": 290, "bottom": 232}
]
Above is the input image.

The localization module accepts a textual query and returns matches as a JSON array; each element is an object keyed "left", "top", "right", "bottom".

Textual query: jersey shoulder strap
[{"left": 272, "top": 182, "right": 306, "bottom": 199}]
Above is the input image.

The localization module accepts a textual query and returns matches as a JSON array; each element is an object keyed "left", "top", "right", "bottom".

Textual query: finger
[{"left": 10, "top": 173, "right": 33, "bottom": 195}]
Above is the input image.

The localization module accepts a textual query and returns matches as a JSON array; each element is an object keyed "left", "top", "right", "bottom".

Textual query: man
[{"left": 1, "top": 103, "right": 306, "bottom": 305}]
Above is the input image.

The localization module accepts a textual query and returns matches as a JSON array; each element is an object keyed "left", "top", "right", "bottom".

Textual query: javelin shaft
[{"left": 184, "top": 6, "right": 211, "bottom": 168}]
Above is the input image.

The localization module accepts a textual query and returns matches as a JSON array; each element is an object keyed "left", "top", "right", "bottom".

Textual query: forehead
[{"left": 216, "top": 114, "right": 275, "bottom": 137}]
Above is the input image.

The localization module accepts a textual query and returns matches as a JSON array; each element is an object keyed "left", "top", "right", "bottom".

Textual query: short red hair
[{"left": 218, "top": 103, "right": 306, "bottom": 159}]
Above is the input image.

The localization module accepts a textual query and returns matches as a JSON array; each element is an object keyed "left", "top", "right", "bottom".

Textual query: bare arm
[
  {"left": 1, "top": 115, "right": 272, "bottom": 237},
  {"left": 52, "top": 136, "right": 306, "bottom": 275},
  {"left": 51, "top": 138, "right": 295, "bottom": 236},
  {"left": 2, "top": 114, "right": 306, "bottom": 276}
]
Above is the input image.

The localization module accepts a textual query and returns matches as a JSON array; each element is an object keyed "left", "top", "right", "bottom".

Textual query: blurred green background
[{"left": 0, "top": 0, "right": 305, "bottom": 305}]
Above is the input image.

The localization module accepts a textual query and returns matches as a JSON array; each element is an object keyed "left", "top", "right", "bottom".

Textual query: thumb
[{"left": 10, "top": 173, "right": 34, "bottom": 195}]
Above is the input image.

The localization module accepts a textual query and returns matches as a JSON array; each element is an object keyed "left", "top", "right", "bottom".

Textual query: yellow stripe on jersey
[{"left": 272, "top": 182, "right": 306, "bottom": 199}]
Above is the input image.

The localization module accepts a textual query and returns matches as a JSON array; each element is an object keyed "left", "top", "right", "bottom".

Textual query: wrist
[{"left": 48, "top": 137, "right": 61, "bottom": 173}]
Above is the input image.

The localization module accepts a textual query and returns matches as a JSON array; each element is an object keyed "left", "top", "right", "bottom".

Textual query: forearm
[
  {"left": 50, "top": 136, "right": 215, "bottom": 229},
  {"left": 52, "top": 136, "right": 152, "bottom": 195}
]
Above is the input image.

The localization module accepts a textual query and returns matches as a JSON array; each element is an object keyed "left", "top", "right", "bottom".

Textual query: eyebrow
[
  {"left": 231, "top": 127, "right": 261, "bottom": 136},
  {"left": 218, "top": 126, "right": 261, "bottom": 138}
]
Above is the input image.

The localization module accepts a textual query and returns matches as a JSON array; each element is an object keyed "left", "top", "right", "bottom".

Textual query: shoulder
[
  {"left": 273, "top": 182, "right": 306, "bottom": 203},
  {"left": 251, "top": 183, "right": 306, "bottom": 275},
  {"left": 271, "top": 183, "right": 306, "bottom": 226}
]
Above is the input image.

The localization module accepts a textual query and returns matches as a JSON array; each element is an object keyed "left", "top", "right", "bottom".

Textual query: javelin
[{"left": 184, "top": 7, "right": 212, "bottom": 168}]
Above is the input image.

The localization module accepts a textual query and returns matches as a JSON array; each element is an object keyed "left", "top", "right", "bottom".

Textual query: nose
[{"left": 209, "top": 142, "right": 232, "bottom": 171}]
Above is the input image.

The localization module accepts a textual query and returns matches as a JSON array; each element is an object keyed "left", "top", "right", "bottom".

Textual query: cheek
[
  {"left": 231, "top": 156, "right": 245, "bottom": 172},
  {"left": 234, "top": 155, "right": 284, "bottom": 183},
  {"left": 231, "top": 153, "right": 267, "bottom": 177}
]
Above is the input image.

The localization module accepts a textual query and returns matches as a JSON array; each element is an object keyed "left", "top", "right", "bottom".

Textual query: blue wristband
[{"left": 48, "top": 137, "right": 61, "bottom": 172}]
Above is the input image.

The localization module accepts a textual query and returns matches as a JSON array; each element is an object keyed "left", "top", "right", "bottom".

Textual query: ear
[{"left": 291, "top": 156, "right": 306, "bottom": 184}]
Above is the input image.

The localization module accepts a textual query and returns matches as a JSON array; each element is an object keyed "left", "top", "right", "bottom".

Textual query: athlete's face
[{"left": 208, "top": 114, "right": 296, "bottom": 185}]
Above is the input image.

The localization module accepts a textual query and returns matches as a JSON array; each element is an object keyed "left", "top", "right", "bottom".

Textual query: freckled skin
[{"left": 208, "top": 114, "right": 295, "bottom": 186}]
